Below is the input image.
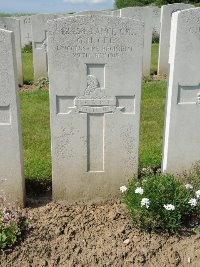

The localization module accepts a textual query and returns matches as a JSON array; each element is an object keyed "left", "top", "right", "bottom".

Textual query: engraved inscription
[
  {"left": 56, "top": 63, "right": 135, "bottom": 173},
  {"left": 25, "top": 33, "right": 31, "bottom": 42},
  {"left": 54, "top": 18, "right": 136, "bottom": 59},
  {"left": 116, "top": 96, "right": 135, "bottom": 114},
  {"left": 35, "top": 30, "right": 47, "bottom": 51},
  {"left": 178, "top": 84, "right": 200, "bottom": 104},
  {"left": 0, "top": 105, "right": 11, "bottom": 125},
  {"left": 24, "top": 17, "right": 31, "bottom": 24},
  {"left": 56, "top": 96, "right": 75, "bottom": 114},
  {"left": 87, "top": 114, "right": 104, "bottom": 172}
]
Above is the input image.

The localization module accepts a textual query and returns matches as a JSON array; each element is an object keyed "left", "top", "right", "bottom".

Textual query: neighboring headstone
[
  {"left": 162, "top": 8, "right": 200, "bottom": 174},
  {"left": 0, "top": 17, "right": 23, "bottom": 86},
  {"left": 48, "top": 15, "right": 144, "bottom": 203},
  {"left": 18, "top": 16, "right": 32, "bottom": 47},
  {"left": 158, "top": 3, "right": 194, "bottom": 75},
  {"left": 113, "top": 7, "right": 153, "bottom": 76},
  {"left": 152, "top": 7, "right": 161, "bottom": 35},
  {"left": 31, "top": 14, "right": 58, "bottom": 81},
  {"left": 112, "top": 9, "right": 121, "bottom": 16},
  {"left": 76, "top": 10, "right": 112, "bottom": 15},
  {"left": 0, "top": 29, "right": 25, "bottom": 206}
]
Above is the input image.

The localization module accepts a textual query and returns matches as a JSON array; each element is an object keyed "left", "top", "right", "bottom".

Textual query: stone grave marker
[
  {"left": 0, "top": 29, "right": 25, "bottom": 206},
  {"left": 113, "top": 7, "right": 153, "bottom": 76},
  {"left": 31, "top": 14, "right": 58, "bottom": 81},
  {"left": 158, "top": 3, "right": 194, "bottom": 75},
  {"left": 162, "top": 8, "right": 200, "bottom": 174},
  {"left": 18, "top": 16, "right": 32, "bottom": 47},
  {"left": 76, "top": 10, "right": 112, "bottom": 15},
  {"left": 112, "top": 9, "right": 121, "bottom": 16},
  {"left": 0, "top": 17, "right": 23, "bottom": 85},
  {"left": 152, "top": 7, "right": 161, "bottom": 35},
  {"left": 48, "top": 15, "right": 144, "bottom": 203}
]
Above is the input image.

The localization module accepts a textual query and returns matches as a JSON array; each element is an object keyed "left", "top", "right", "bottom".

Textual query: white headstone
[
  {"left": 76, "top": 10, "right": 112, "bottom": 15},
  {"left": 158, "top": 3, "right": 194, "bottom": 75},
  {"left": 114, "top": 7, "right": 153, "bottom": 76},
  {"left": 31, "top": 14, "right": 58, "bottom": 81},
  {"left": 48, "top": 15, "right": 144, "bottom": 203},
  {"left": 18, "top": 16, "right": 32, "bottom": 47},
  {"left": 162, "top": 8, "right": 200, "bottom": 174},
  {"left": 112, "top": 9, "right": 121, "bottom": 16},
  {"left": 0, "top": 29, "right": 25, "bottom": 206},
  {"left": 152, "top": 7, "right": 161, "bottom": 35},
  {"left": 0, "top": 17, "right": 23, "bottom": 86}
]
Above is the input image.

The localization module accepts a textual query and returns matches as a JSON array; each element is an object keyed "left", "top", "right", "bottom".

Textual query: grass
[
  {"left": 19, "top": 43, "right": 165, "bottom": 181},
  {"left": 0, "top": 13, "right": 34, "bottom": 17},
  {"left": 20, "top": 90, "right": 51, "bottom": 181},
  {"left": 22, "top": 52, "right": 34, "bottom": 83},
  {"left": 139, "top": 81, "right": 166, "bottom": 168},
  {"left": 151, "top": 43, "right": 159, "bottom": 75}
]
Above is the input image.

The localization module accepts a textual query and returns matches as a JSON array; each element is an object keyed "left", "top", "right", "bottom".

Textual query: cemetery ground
[{"left": 0, "top": 44, "right": 200, "bottom": 266}]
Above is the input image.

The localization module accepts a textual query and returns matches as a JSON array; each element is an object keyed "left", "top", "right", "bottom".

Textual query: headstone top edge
[
  {"left": 47, "top": 14, "right": 144, "bottom": 27},
  {"left": 0, "top": 28, "right": 13, "bottom": 35},
  {"left": 162, "top": 3, "right": 194, "bottom": 9},
  {"left": 176, "top": 7, "right": 200, "bottom": 15}
]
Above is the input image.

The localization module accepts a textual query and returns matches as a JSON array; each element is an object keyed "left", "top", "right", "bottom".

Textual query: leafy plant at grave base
[
  {"left": 34, "top": 77, "right": 49, "bottom": 89},
  {"left": 22, "top": 44, "right": 32, "bottom": 54},
  {"left": 121, "top": 172, "right": 200, "bottom": 233},
  {"left": 152, "top": 32, "right": 159, "bottom": 44},
  {"left": 0, "top": 194, "right": 28, "bottom": 249},
  {"left": 181, "top": 161, "right": 200, "bottom": 193}
]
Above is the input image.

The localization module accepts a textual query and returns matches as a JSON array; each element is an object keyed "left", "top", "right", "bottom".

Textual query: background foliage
[{"left": 115, "top": 0, "right": 200, "bottom": 8}]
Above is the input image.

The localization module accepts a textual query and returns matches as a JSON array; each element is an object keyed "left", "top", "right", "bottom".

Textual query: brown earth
[{"left": 0, "top": 198, "right": 199, "bottom": 267}]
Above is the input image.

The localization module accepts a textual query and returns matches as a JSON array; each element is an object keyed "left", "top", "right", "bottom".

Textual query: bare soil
[{"left": 0, "top": 198, "right": 199, "bottom": 267}]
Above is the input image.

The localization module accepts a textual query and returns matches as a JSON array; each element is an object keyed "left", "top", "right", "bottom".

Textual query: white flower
[
  {"left": 195, "top": 190, "right": 200, "bottom": 199},
  {"left": 185, "top": 184, "right": 193, "bottom": 189},
  {"left": 135, "top": 187, "right": 144, "bottom": 195},
  {"left": 188, "top": 198, "right": 197, "bottom": 207},
  {"left": 120, "top": 186, "right": 127, "bottom": 193},
  {"left": 141, "top": 198, "right": 150, "bottom": 209},
  {"left": 164, "top": 204, "right": 175, "bottom": 211}
]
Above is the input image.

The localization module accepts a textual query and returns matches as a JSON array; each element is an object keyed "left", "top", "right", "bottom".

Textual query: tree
[{"left": 114, "top": 0, "right": 199, "bottom": 8}]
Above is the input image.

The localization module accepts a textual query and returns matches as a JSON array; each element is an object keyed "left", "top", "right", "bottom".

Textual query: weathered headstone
[
  {"left": 113, "top": 7, "right": 153, "bottom": 76},
  {"left": 152, "top": 7, "right": 161, "bottom": 35},
  {"left": 0, "top": 17, "right": 23, "bottom": 85},
  {"left": 112, "top": 9, "right": 121, "bottom": 16},
  {"left": 31, "top": 14, "right": 58, "bottom": 81},
  {"left": 162, "top": 8, "right": 200, "bottom": 174},
  {"left": 158, "top": 3, "right": 193, "bottom": 75},
  {"left": 18, "top": 16, "right": 32, "bottom": 47},
  {"left": 76, "top": 10, "right": 112, "bottom": 15},
  {"left": 48, "top": 15, "right": 144, "bottom": 203},
  {"left": 0, "top": 29, "right": 25, "bottom": 206}
]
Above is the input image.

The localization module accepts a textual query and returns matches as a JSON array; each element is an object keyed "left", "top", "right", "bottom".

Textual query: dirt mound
[{"left": 0, "top": 199, "right": 199, "bottom": 267}]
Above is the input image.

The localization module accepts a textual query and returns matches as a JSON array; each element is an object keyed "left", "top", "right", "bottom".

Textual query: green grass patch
[
  {"left": 0, "top": 13, "right": 34, "bottom": 17},
  {"left": 22, "top": 52, "right": 34, "bottom": 83},
  {"left": 151, "top": 43, "right": 159, "bottom": 75},
  {"left": 20, "top": 90, "right": 51, "bottom": 181},
  {"left": 139, "top": 80, "right": 166, "bottom": 169}
]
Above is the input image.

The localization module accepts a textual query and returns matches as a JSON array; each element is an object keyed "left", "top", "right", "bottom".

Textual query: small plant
[
  {"left": 0, "top": 194, "right": 28, "bottom": 249},
  {"left": 22, "top": 44, "right": 32, "bottom": 53},
  {"left": 152, "top": 31, "right": 159, "bottom": 44},
  {"left": 120, "top": 173, "right": 200, "bottom": 233},
  {"left": 34, "top": 77, "right": 49, "bottom": 89}
]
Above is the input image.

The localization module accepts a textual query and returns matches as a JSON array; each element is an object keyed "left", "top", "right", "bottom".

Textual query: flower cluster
[
  {"left": 121, "top": 173, "right": 200, "bottom": 233},
  {"left": 0, "top": 193, "right": 28, "bottom": 249},
  {"left": 120, "top": 184, "right": 200, "bottom": 210}
]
